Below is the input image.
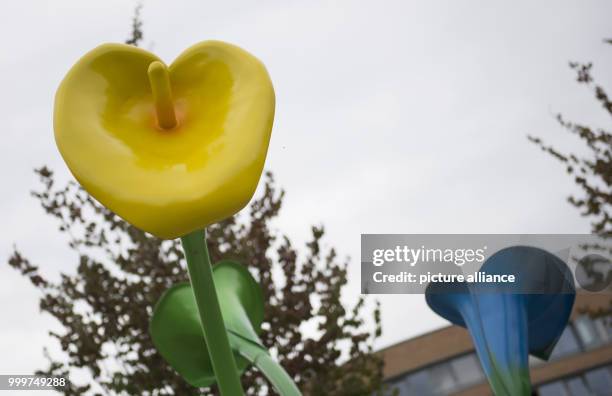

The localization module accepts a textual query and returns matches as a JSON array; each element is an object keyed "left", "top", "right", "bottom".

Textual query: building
[{"left": 379, "top": 293, "right": 611, "bottom": 395}]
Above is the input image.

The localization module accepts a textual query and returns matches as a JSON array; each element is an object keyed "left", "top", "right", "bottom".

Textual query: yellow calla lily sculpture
[
  {"left": 54, "top": 41, "right": 275, "bottom": 239},
  {"left": 53, "top": 41, "right": 300, "bottom": 396}
]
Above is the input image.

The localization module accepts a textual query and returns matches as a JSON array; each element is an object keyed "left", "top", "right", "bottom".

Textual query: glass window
[
  {"left": 388, "top": 375, "right": 412, "bottom": 396},
  {"left": 450, "top": 353, "right": 484, "bottom": 387},
  {"left": 539, "top": 381, "right": 569, "bottom": 396},
  {"left": 551, "top": 326, "right": 581, "bottom": 358},
  {"left": 585, "top": 367, "right": 612, "bottom": 396},
  {"left": 401, "top": 369, "right": 438, "bottom": 396},
  {"left": 428, "top": 363, "right": 456, "bottom": 394},
  {"left": 574, "top": 316, "right": 602, "bottom": 350},
  {"left": 566, "top": 377, "right": 592, "bottom": 396},
  {"left": 594, "top": 317, "right": 610, "bottom": 344}
]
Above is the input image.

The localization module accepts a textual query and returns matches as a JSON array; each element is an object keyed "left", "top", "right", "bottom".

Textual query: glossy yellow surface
[{"left": 54, "top": 41, "right": 275, "bottom": 239}]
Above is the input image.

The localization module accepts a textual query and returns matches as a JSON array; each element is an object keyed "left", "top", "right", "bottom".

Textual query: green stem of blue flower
[{"left": 181, "top": 229, "right": 245, "bottom": 396}]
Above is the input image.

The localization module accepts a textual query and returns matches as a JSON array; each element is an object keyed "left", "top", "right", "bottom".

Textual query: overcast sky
[{"left": 1, "top": 0, "right": 611, "bottom": 388}]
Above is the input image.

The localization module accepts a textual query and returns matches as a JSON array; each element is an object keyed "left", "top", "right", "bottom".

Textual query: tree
[
  {"left": 528, "top": 41, "right": 612, "bottom": 236},
  {"left": 9, "top": 169, "right": 384, "bottom": 395},
  {"left": 528, "top": 39, "right": 612, "bottom": 313},
  {"left": 7, "top": 7, "right": 384, "bottom": 396}
]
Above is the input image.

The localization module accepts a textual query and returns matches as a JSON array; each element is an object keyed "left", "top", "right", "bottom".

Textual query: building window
[
  {"left": 400, "top": 369, "right": 436, "bottom": 396},
  {"left": 550, "top": 325, "right": 581, "bottom": 359},
  {"left": 593, "top": 317, "right": 610, "bottom": 344},
  {"left": 565, "top": 377, "right": 591, "bottom": 395},
  {"left": 450, "top": 353, "right": 484, "bottom": 387},
  {"left": 539, "top": 380, "right": 569, "bottom": 396},
  {"left": 388, "top": 353, "right": 487, "bottom": 395},
  {"left": 574, "top": 315, "right": 603, "bottom": 350},
  {"left": 429, "top": 364, "right": 455, "bottom": 394},
  {"left": 537, "top": 365, "right": 612, "bottom": 396},
  {"left": 584, "top": 367, "right": 612, "bottom": 395}
]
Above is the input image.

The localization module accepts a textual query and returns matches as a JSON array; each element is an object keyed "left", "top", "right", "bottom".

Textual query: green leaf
[{"left": 150, "top": 260, "right": 264, "bottom": 387}]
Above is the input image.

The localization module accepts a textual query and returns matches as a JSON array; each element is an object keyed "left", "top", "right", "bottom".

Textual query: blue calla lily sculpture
[{"left": 426, "top": 246, "right": 576, "bottom": 396}]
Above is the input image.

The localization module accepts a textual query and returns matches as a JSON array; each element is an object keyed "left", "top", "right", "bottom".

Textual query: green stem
[
  {"left": 231, "top": 334, "right": 301, "bottom": 396},
  {"left": 255, "top": 354, "right": 301, "bottom": 396},
  {"left": 181, "top": 229, "right": 245, "bottom": 396}
]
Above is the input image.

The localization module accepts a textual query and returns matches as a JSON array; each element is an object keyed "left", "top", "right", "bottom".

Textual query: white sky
[{"left": 0, "top": 0, "right": 611, "bottom": 389}]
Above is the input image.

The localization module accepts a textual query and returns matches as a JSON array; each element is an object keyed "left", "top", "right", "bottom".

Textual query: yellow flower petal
[{"left": 54, "top": 41, "right": 275, "bottom": 239}]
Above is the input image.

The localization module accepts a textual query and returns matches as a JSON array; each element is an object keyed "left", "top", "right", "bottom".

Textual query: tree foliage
[
  {"left": 125, "top": 3, "right": 144, "bottom": 47},
  {"left": 528, "top": 41, "right": 612, "bottom": 235},
  {"left": 8, "top": 169, "right": 383, "bottom": 395},
  {"left": 528, "top": 40, "right": 612, "bottom": 314}
]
